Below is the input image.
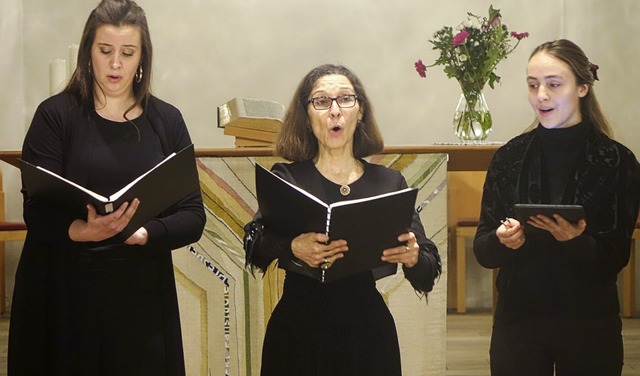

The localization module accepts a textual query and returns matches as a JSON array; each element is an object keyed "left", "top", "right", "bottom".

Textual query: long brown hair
[
  {"left": 528, "top": 39, "right": 612, "bottom": 137},
  {"left": 275, "top": 64, "right": 384, "bottom": 161},
  {"left": 64, "top": 0, "right": 152, "bottom": 120}
]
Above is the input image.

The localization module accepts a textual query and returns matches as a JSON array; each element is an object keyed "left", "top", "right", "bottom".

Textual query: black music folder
[
  {"left": 20, "top": 144, "right": 199, "bottom": 239},
  {"left": 255, "top": 163, "right": 418, "bottom": 283}
]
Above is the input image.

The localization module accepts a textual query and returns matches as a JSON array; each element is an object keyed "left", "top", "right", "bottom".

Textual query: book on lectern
[
  {"left": 255, "top": 163, "right": 418, "bottom": 283},
  {"left": 217, "top": 97, "right": 284, "bottom": 133}
]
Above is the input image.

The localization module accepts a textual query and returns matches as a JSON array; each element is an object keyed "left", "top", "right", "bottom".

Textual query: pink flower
[
  {"left": 510, "top": 31, "right": 529, "bottom": 40},
  {"left": 415, "top": 59, "right": 427, "bottom": 78},
  {"left": 452, "top": 29, "right": 469, "bottom": 47},
  {"left": 490, "top": 15, "right": 501, "bottom": 27}
]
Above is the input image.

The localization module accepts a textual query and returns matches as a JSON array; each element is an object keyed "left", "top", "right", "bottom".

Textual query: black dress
[
  {"left": 245, "top": 160, "right": 441, "bottom": 376},
  {"left": 8, "top": 93, "right": 205, "bottom": 375}
]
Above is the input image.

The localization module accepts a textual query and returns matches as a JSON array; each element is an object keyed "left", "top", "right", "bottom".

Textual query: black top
[
  {"left": 538, "top": 122, "right": 587, "bottom": 203},
  {"left": 247, "top": 159, "right": 441, "bottom": 292},
  {"left": 473, "top": 123, "right": 640, "bottom": 323},
  {"left": 89, "top": 114, "right": 163, "bottom": 197}
]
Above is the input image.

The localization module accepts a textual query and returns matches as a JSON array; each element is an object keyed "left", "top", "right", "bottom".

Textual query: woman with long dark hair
[
  {"left": 244, "top": 64, "right": 441, "bottom": 375},
  {"left": 8, "top": 1, "right": 205, "bottom": 374}
]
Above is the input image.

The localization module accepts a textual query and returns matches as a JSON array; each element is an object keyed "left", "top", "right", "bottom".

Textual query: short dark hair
[
  {"left": 529, "top": 39, "right": 612, "bottom": 137},
  {"left": 64, "top": 0, "right": 152, "bottom": 118},
  {"left": 275, "top": 64, "right": 384, "bottom": 161}
]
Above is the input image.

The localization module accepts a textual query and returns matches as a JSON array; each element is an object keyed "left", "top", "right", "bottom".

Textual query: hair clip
[{"left": 588, "top": 62, "right": 600, "bottom": 81}]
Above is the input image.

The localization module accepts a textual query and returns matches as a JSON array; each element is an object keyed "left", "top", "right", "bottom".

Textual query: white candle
[
  {"left": 68, "top": 44, "right": 79, "bottom": 78},
  {"left": 49, "top": 58, "right": 67, "bottom": 96}
]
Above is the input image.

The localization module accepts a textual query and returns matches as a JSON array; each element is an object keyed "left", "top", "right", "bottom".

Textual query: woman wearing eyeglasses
[{"left": 243, "top": 64, "right": 441, "bottom": 375}]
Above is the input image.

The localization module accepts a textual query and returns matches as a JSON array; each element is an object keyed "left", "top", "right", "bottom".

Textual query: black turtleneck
[{"left": 536, "top": 122, "right": 588, "bottom": 203}]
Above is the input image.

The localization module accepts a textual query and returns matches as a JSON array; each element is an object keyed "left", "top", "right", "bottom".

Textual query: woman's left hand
[
  {"left": 69, "top": 199, "right": 139, "bottom": 242},
  {"left": 528, "top": 214, "right": 586, "bottom": 241},
  {"left": 381, "top": 231, "right": 419, "bottom": 268},
  {"left": 125, "top": 227, "right": 149, "bottom": 245}
]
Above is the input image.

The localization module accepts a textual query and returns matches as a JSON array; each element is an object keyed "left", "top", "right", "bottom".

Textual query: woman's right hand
[
  {"left": 496, "top": 217, "right": 526, "bottom": 250},
  {"left": 68, "top": 199, "right": 140, "bottom": 242},
  {"left": 291, "top": 232, "right": 348, "bottom": 268}
]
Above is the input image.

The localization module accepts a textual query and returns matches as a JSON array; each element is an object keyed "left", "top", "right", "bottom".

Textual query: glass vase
[{"left": 452, "top": 90, "right": 492, "bottom": 143}]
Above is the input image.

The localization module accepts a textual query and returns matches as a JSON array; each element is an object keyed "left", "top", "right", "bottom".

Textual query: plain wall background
[{"left": 1, "top": 0, "right": 639, "bottom": 312}]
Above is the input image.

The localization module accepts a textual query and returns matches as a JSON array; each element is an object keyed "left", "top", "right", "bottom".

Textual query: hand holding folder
[
  {"left": 20, "top": 144, "right": 200, "bottom": 239},
  {"left": 255, "top": 163, "right": 418, "bottom": 283}
]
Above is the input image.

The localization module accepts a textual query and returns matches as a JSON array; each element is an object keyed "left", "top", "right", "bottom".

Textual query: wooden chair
[
  {"left": 448, "top": 171, "right": 488, "bottom": 313},
  {"left": 1, "top": 167, "right": 27, "bottom": 315},
  {"left": 0, "top": 222, "right": 27, "bottom": 242},
  {"left": 455, "top": 217, "right": 498, "bottom": 313}
]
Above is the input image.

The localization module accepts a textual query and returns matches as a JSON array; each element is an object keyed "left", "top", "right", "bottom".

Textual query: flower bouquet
[{"left": 415, "top": 5, "right": 528, "bottom": 142}]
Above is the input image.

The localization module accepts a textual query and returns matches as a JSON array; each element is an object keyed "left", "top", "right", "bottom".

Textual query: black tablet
[{"left": 514, "top": 204, "right": 585, "bottom": 233}]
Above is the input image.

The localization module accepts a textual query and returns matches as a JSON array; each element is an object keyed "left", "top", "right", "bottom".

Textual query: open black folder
[
  {"left": 255, "top": 163, "right": 418, "bottom": 283},
  {"left": 20, "top": 144, "right": 200, "bottom": 239}
]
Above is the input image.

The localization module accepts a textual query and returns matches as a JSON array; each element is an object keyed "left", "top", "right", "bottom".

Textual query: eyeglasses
[{"left": 307, "top": 95, "right": 358, "bottom": 110}]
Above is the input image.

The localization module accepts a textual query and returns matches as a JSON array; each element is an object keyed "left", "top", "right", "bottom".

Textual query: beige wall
[{"left": 1, "top": 1, "right": 639, "bottom": 311}]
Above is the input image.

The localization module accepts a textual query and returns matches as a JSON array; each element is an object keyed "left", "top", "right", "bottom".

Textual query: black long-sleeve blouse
[
  {"left": 474, "top": 124, "right": 640, "bottom": 322},
  {"left": 245, "top": 160, "right": 441, "bottom": 293}
]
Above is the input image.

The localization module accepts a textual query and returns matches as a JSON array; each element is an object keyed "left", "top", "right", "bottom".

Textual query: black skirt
[
  {"left": 9, "top": 242, "right": 184, "bottom": 375},
  {"left": 260, "top": 271, "right": 401, "bottom": 376}
]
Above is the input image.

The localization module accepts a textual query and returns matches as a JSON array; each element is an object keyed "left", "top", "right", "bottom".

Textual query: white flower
[
  {"left": 459, "top": 54, "right": 468, "bottom": 62},
  {"left": 463, "top": 17, "right": 481, "bottom": 29}
]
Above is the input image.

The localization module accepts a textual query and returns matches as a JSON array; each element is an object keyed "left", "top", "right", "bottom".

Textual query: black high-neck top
[{"left": 537, "top": 122, "right": 588, "bottom": 203}]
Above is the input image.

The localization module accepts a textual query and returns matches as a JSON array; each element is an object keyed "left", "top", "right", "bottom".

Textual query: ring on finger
[
  {"left": 320, "top": 258, "right": 332, "bottom": 270},
  {"left": 405, "top": 245, "right": 410, "bottom": 252}
]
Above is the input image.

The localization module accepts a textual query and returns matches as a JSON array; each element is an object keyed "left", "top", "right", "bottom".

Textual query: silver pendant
[{"left": 340, "top": 184, "right": 351, "bottom": 196}]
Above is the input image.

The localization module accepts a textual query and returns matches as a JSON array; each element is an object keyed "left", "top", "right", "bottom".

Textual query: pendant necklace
[
  {"left": 318, "top": 160, "right": 360, "bottom": 197},
  {"left": 339, "top": 167, "right": 359, "bottom": 196}
]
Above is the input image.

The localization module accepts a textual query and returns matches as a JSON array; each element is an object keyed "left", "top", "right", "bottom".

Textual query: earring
[
  {"left": 135, "top": 65, "right": 143, "bottom": 83},
  {"left": 88, "top": 61, "right": 92, "bottom": 75}
]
